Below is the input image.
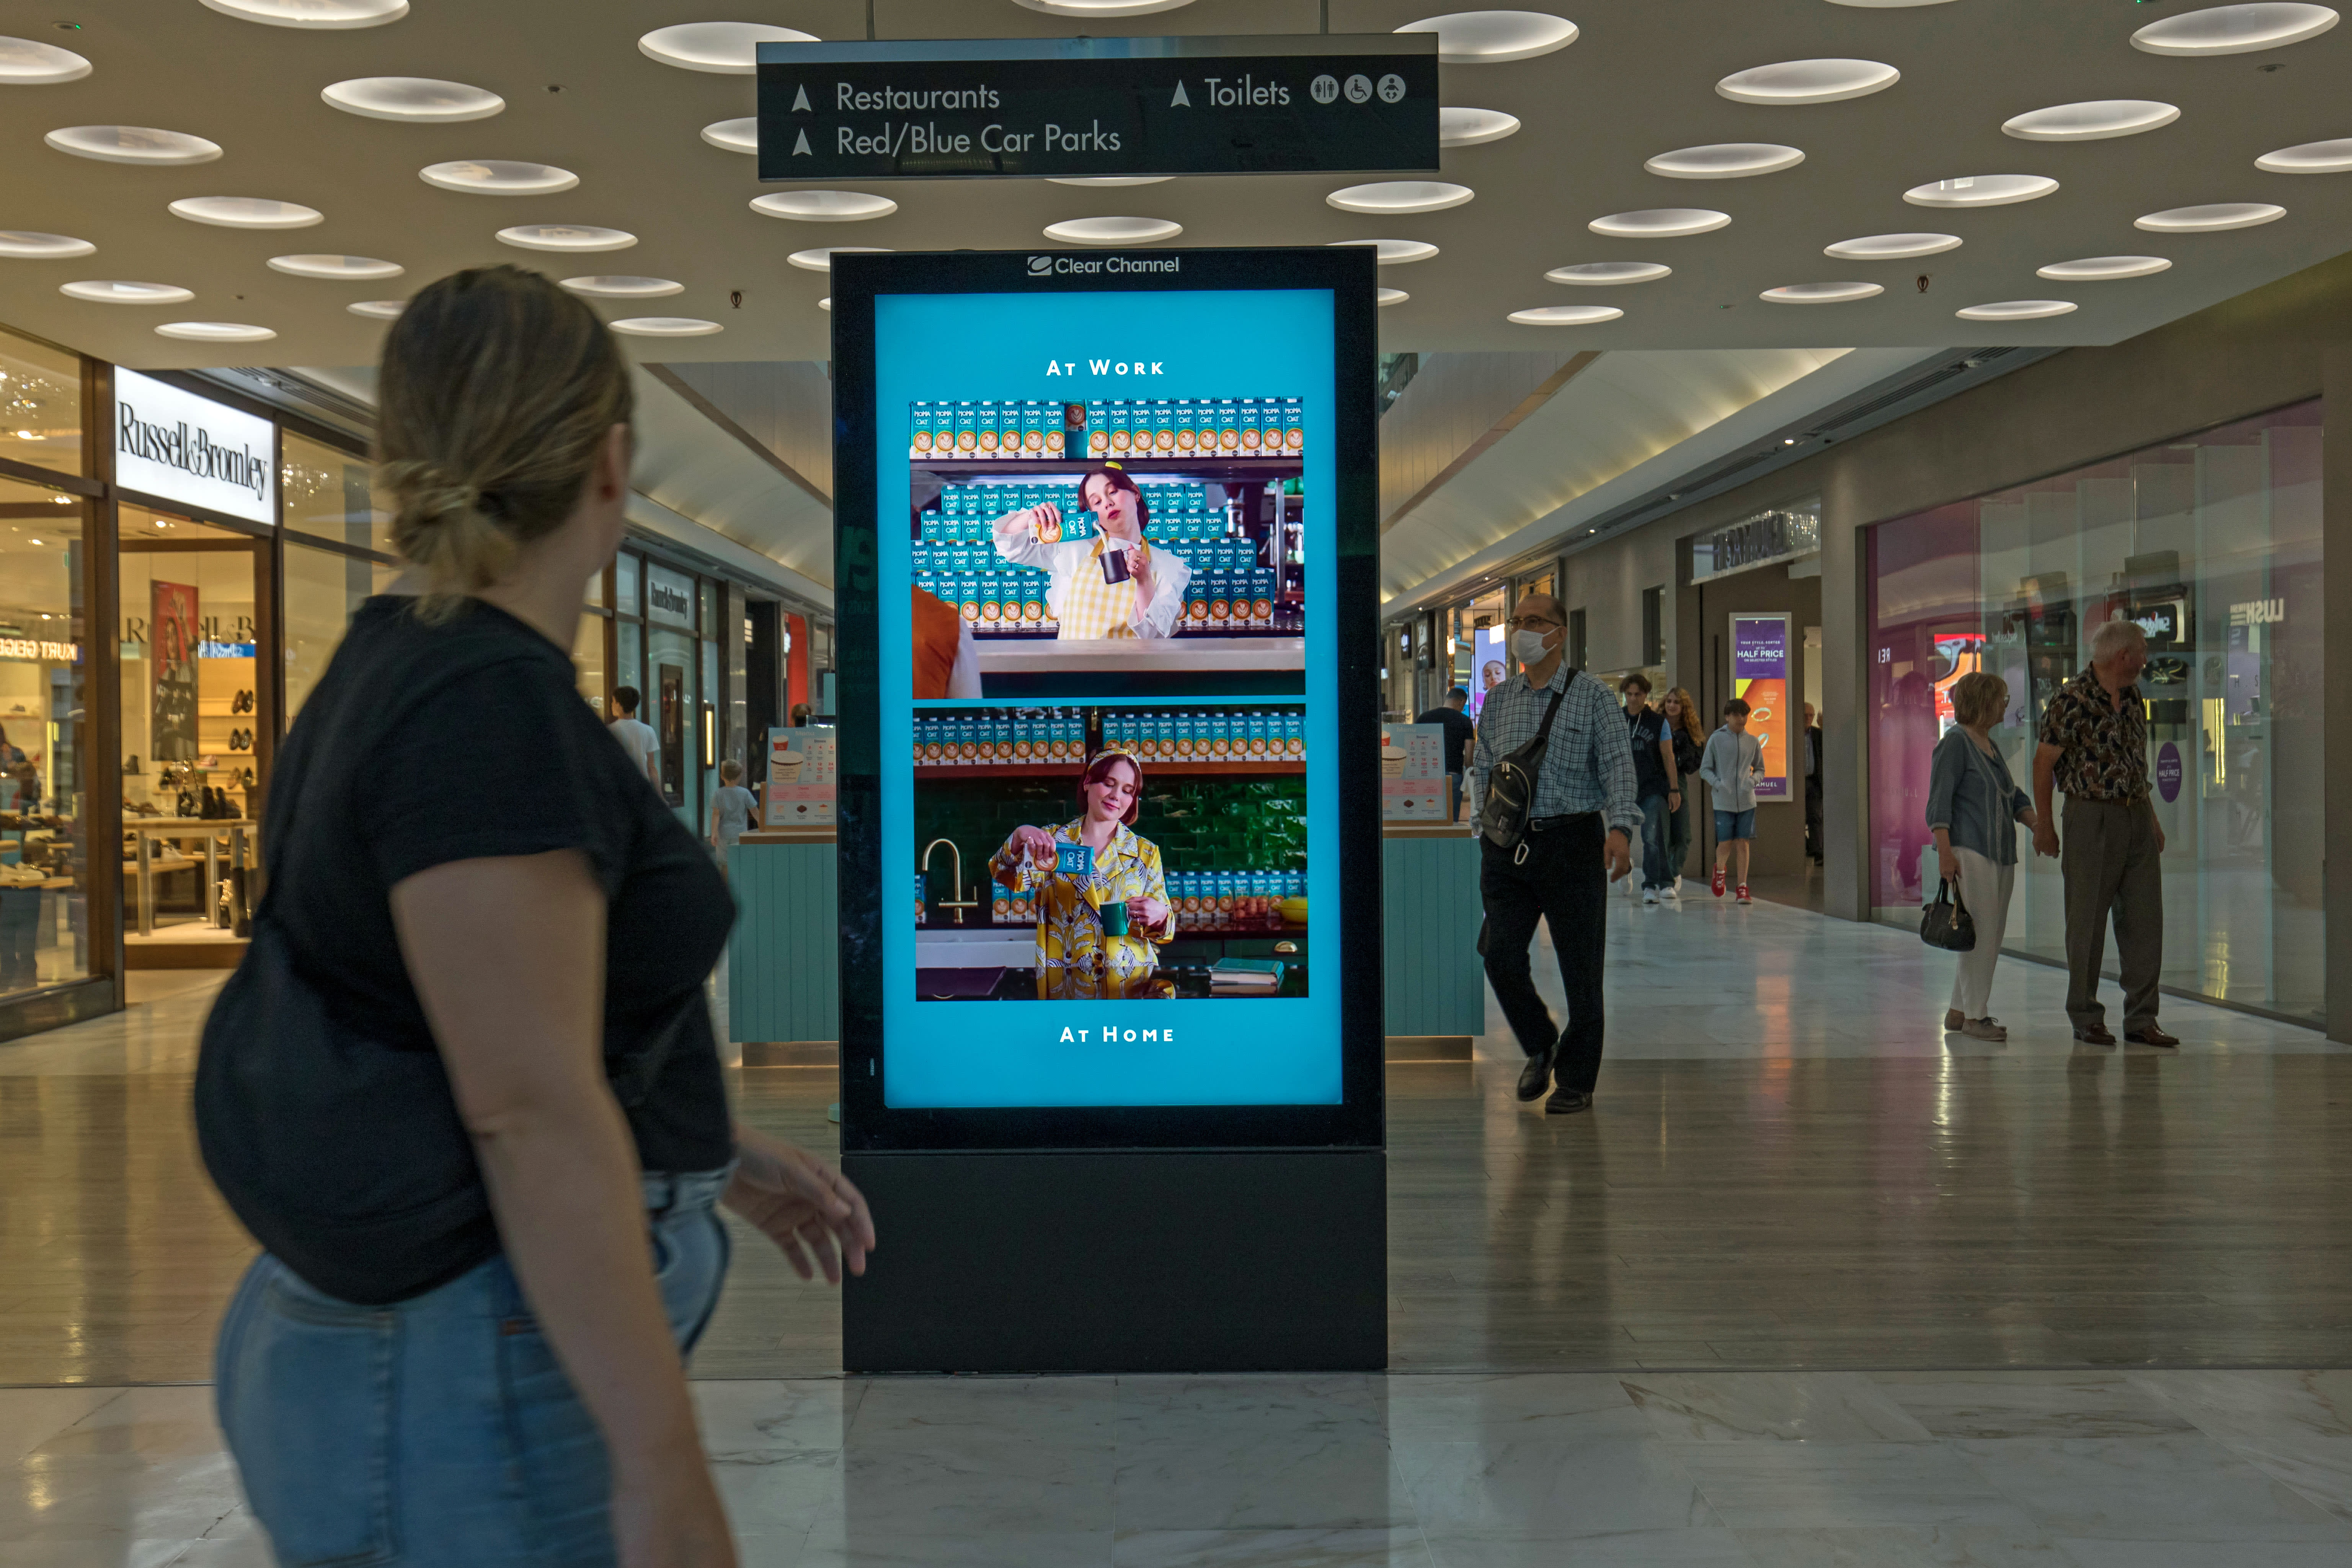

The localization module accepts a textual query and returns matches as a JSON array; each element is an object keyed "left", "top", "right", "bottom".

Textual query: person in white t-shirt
[{"left": 607, "top": 685, "right": 659, "bottom": 787}]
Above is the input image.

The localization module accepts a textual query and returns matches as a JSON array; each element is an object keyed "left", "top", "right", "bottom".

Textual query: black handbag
[
  {"left": 1920, "top": 877, "right": 1977, "bottom": 952},
  {"left": 1479, "top": 679, "right": 1570, "bottom": 863}
]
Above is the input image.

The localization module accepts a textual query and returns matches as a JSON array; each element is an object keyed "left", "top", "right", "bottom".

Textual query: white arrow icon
[
  {"left": 1170, "top": 80, "right": 1190, "bottom": 107},
  {"left": 792, "top": 128, "right": 811, "bottom": 155},
  {"left": 791, "top": 83, "right": 811, "bottom": 112}
]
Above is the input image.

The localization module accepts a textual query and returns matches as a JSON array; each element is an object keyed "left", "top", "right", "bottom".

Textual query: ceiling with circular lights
[{"left": 1, "top": 0, "right": 2349, "bottom": 365}]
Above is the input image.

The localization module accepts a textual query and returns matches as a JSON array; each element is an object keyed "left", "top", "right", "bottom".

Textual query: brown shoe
[
  {"left": 2073, "top": 1023, "right": 2117, "bottom": 1045},
  {"left": 1944, "top": 1009, "right": 1965, "bottom": 1032},
  {"left": 2126, "top": 1025, "right": 2179, "bottom": 1048}
]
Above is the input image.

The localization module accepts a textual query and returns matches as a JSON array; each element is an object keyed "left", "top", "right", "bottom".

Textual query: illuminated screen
[{"left": 872, "top": 285, "right": 1341, "bottom": 1109}]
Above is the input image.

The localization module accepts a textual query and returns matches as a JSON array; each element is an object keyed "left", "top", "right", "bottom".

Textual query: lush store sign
[{"left": 113, "top": 369, "right": 276, "bottom": 526}]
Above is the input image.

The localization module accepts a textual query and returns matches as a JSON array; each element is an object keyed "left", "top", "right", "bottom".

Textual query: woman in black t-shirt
[{"left": 198, "top": 267, "right": 872, "bottom": 1568}]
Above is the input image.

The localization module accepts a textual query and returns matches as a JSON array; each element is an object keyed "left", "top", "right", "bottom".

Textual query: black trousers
[
  {"left": 1480, "top": 813, "right": 1607, "bottom": 1094},
  {"left": 1805, "top": 774, "right": 1824, "bottom": 861}
]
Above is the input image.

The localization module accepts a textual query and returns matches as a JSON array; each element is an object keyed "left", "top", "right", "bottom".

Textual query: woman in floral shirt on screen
[{"left": 990, "top": 749, "right": 1176, "bottom": 999}]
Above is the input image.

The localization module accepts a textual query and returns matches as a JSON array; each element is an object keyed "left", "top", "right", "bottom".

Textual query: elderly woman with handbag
[{"left": 1926, "top": 670, "right": 2040, "bottom": 1041}]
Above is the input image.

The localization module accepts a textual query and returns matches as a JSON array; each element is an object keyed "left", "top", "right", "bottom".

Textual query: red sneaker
[
  {"left": 1710, "top": 868, "right": 1726, "bottom": 897},
  {"left": 1736, "top": 884, "right": 1752, "bottom": 904}
]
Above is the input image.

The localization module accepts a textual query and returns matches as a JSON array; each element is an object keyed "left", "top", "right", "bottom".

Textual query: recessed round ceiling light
[
  {"left": 1508, "top": 304, "right": 1625, "bottom": 325},
  {"left": 0, "top": 36, "right": 93, "bottom": 83},
  {"left": 1043, "top": 215, "right": 1183, "bottom": 244},
  {"left": 1716, "top": 59, "right": 1899, "bottom": 105},
  {"left": 2037, "top": 255, "right": 2172, "bottom": 280},
  {"left": 787, "top": 246, "right": 891, "bottom": 272},
  {"left": 155, "top": 320, "right": 277, "bottom": 342},
  {"left": 750, "top": 190, "right": 898, "bottom": 222},
  {"left": 420, "top": 160, "right": 580, "bottom": 195},
  {"left": 1045, "top": 176, "right": 1174, "bottom": 186},
  {"left": 1824, "top": 0, "right": 1956, "bottom": 7},
  {"left": 2135, "top": 202, "right": 2285, "bottom": 231},
  {"left": 2256, "top": 138, "right": 2352, "bottom": 171},
  {"left": 0, "top": 231, "right": 95, "bottom": 258},
  {"left": 1328, "top": 238, "right": 1440, "bottom": 264},
  {"left": 168, "top": 196, "right": 325, "bottom": 229},
  {"left": 560, "top": 275, "right": 684, "bottom": 297},
  {"left": 1955, "top": 299, "right": 2077, "bottom": 321},
  {"left": 2002, "top": 100, "right": 2181, "bottom": 142},
  {"left": 347, "top": 300, "right": 405, "bottom": 318},
  {"left": 701, "top": 118, "right": 758, "bottom": 153},
  {"left": 610, "top": 317, "right": 723, "bottom": 337},
  {"left": 1644, "top": 142, "right": 1805, "bottom": 178},
  {"left": 1396, "top": 12, "right": 1580, "bottom": 64},
  {"left": 2131, "top": 3, "right": 2339, "bottom": 55},
  {"left": 1377, "top": 287, "right": 1410, "bottom": 307},
  {"left": 1760, "top": 281, "right": 1884, "bottom": 303},
  {"left": 1546, "top": 261, "right": 1670, "bottom": 284},
  {"left": 1439, "top": 107, "right": 1521, "bottom": 147},
  {"left": 819, "top": 297, "right": 831, "bottom": 311},
  {"left": 1589, "top": 207, "right": 1729, "bottom": 237},
  {"left": 60, "top": 280, "right": 194, "bottom": 304},
  {"left": 44, "top": 126, "right": 223, "bottom": 165},
  {"left": 1824, "top": 232, "right": 1961, "bottom": 259},
  {"left": 495, "top": 224, "right": 637, "bottom": 251},
  {"left": 637, "top": 23, "right": 818, "bottom": 75},
  {"left": 1902, "top": 175, "right": 2058, "bottom": 207},
  {"left": 322, "top": 77, "right": 504, "bottom": 122},
  {"left": 199, "top": 0, "right": 408, "bottom": 27},
  {"left": 268, "top": 254, "right": 404, "bottom": 279},
  {"left": 1014, "top": 0, "right": 1197, "bottom": 13},
  {"left": 1326, "top": 180, "right": 1475, "bottom": 214}
]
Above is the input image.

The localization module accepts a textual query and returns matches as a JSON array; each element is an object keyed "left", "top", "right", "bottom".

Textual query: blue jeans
[
  {"left": 1638, "top": 794, "right": 1673, "bottom": 889},
  {"left": 216, "top": 1167, "right": 734, "bottom": 1568},
  {"left": 1715, "top": 808, "right": 1758, "bottom": 842}
]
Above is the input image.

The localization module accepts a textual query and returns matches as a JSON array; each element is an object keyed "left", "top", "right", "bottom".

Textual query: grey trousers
[{"left": 2061, "top": 795, "right": 2163, "bottom": 1033}]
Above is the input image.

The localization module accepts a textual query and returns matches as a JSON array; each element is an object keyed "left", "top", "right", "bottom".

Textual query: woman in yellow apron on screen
[{"left": 990, "top": 465, "right": 1193, "bottom": 641}]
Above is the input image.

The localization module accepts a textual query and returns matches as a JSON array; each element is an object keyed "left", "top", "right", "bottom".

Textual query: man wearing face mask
[{"left": 1467, "top": 593, "right": 1641, "bottom": 1116}]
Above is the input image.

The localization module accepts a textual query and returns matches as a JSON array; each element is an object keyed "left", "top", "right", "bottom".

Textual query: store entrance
[{"left": 117, "top": 508, "right": 274, "bottom": 964}]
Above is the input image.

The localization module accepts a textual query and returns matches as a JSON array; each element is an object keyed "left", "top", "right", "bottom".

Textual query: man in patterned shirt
[
  {"left": 1468, "top": 593, "right": 1640, "bottom": 1115},
  {"left": 2032, "top": 617, "right": 2177, "bottom": 1047}
]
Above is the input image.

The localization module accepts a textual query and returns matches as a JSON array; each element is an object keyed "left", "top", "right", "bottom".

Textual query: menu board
[
  {"left": 764, "top": 725, "right": 837, "bottom": 827},
  {"left": 1379, "top": 723, "right": 1446, "bottom": 820}
]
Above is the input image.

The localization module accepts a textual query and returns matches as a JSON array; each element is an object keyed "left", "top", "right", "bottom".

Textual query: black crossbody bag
[{"left": 1479, "top": 677, "right": 1572, "bottom": 864}]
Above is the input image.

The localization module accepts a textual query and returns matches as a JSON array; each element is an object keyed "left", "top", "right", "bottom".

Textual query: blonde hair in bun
[{"left": 377, "top": 265, "right": 632, "bottom": 619}]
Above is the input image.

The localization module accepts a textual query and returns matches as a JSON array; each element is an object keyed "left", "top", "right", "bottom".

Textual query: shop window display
[
  {"left": 285, "top": 540, "right": 398, "bottom": 719},
  {"left": 281, "top": 430, "right": 387, "bottom": 555},
  {"left": 0, "top": 474, "right": 88, "bottom": 998},
  {"left": 1867, "top": 400, "right": 2323, "bottom": 1021},
  {"left": 0, "top": 326, "right": 83, "bottom": 478}
]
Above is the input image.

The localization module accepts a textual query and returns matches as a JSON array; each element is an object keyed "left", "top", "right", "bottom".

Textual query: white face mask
[{"left": 1510, "top": 628, "right": 1553, "bottom": 666}]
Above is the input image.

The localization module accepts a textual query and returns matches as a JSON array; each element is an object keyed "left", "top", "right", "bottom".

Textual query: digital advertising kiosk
[{"left": 829, "top": 246, "right": 1384, "bottom": 1371}]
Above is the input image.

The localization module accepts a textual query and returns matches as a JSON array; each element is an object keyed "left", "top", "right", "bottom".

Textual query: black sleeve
[{"left": 364, "top": 660, "right": 630, "bottom": 896}]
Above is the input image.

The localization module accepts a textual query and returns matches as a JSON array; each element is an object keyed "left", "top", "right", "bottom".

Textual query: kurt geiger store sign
[{"left": 113, "top": 368, "right": 276, "bottom": 527}]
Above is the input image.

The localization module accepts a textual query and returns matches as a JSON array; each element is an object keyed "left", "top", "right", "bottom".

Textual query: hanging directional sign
[{"left": 756, "top": 34, "right": 1439, "bottom": 181}]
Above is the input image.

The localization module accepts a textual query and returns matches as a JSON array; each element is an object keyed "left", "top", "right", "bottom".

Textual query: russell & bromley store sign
[{"left": 112, "top": 368, "right": 277, "bottom": 527}]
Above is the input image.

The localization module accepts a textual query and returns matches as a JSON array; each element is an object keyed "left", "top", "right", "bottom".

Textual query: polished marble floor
[{"left": 4, "top": 896, "right": 2349, "bottom": 1563}]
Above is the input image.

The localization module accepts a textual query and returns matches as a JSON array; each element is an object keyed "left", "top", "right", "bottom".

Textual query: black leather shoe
[
  {"left": 2073, "top": 1023, "right": 2117, "bottom": 1046},
  {"left": 1545, "top": 1088, "right": 1593, "bottom": 1116},
  {"left": 2126, "top": 1025, "right": 2179, "bottom": 1048},
  {"left": 1515, "top": 1048, "right": 1555, "bottom": 1103}
]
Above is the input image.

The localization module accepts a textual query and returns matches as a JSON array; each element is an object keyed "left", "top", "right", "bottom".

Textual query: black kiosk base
[{"left": 842, "top": 1150, "right": 1388, "bottom": 1373}]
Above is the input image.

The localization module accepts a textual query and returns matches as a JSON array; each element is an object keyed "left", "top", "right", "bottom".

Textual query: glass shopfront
[
  {"left": 0, "top": 472, "right": 89, "bottom": 1002},
  {"left": 1866, "top": 399, "right": 2324, "bottom": 1022}
]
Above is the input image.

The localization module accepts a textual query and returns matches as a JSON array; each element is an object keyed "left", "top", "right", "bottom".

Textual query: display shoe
[
  {"left": 1944, "top": 1008, "right": 1966, "bottom": 1032},
  {"left": 1515, "top": 1046, "right": 1556, "bottom": 1103},
  {"left": 1735, "top": 884, "right": 1752, "bottom": 904},
  {"left": 1711, "top": 868, "right": 1726, "bottom": 897}
]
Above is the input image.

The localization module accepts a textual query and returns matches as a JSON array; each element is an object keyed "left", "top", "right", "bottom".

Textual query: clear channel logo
[{"left": 1028, "top": 256, "right": 1054, "bottom": 276}]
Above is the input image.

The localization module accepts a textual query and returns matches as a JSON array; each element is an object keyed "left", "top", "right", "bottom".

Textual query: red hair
[{"left": 1079, "top": 750, "right": 1144, "bottom": 826}]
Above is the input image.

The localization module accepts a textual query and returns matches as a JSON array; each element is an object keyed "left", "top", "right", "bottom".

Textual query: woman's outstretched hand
[
  {"left": 1013, "top": 825, "right": 1058, "bottom": 865},
  {"left": 723, "top": 1127, "right": 875, "bottom": 1284}
]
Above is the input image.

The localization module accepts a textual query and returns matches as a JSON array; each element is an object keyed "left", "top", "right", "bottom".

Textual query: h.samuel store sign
[{"left": 113, "top": 368, "right": 275, "bottom": 527}]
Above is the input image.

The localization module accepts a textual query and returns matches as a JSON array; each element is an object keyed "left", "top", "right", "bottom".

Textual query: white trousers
[{"left": 1948, "top": 845, "right": 2015, "bottom": 1020}]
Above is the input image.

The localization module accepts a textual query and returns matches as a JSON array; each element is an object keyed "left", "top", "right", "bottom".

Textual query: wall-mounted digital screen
[{"left": 831, "top": 250, "right": 1380, "bottom": 1150}]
